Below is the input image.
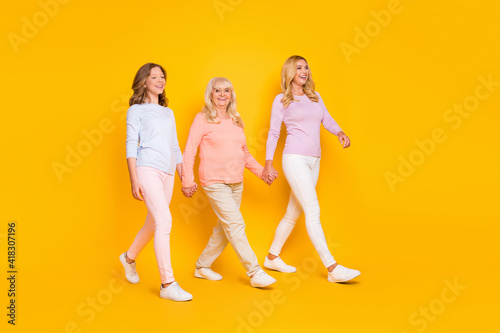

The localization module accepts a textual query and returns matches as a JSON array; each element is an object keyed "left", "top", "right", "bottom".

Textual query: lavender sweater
[{"left": 266, "top": 92, "right": 342, "bottom": 160}]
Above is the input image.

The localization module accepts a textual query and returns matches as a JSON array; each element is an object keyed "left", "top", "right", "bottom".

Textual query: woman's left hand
[
  {"left": 337, "top": 131, "right": 351, "bottom": 148},
  {"left": 182, "top": 184, "right": 197, "bottom": 198},
  {"left": 261, "top": 161, "right": 278, "bottom": 186}
]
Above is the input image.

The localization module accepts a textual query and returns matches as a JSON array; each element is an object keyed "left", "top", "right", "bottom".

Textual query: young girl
[{"left": 119, "top": 63, "right": 193, "bottom": 301}]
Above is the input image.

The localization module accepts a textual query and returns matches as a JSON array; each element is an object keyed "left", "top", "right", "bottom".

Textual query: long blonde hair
[
  {"left": 202, "top": 77, "right": 243, "bottom": 128},
  {"left": 280, "top": 55, "right": 318, "bottom": 108},
  {"left": 129, "top": 63, "right": 169, "bottom": 107}
]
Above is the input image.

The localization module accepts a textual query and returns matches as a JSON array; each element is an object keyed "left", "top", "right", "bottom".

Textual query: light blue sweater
[{"left": 126, "top": 103, "right": 182, "bottom": 175}]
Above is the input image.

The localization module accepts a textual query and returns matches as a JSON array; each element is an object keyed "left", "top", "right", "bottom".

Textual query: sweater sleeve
[
  {"left": 243, "top": 141, "right": 264, "bottom": 178},
  {"left": 265, "top": 94, "right": 285, "bottom": 161},
  {"left": 125, "top": 105, "right": 141, "bottom": 159},
  {"left": 171, "top": 111, "right": 183, "bottom": 164},
  {"left": 182, "top": 113, "right": 204, "bottom": 188},
  {"left": 317, "top": 92, "right": 342, "bottom": 135}
]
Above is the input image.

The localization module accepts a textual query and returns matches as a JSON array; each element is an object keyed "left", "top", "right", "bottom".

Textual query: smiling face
[
  {"left": 292, "top": 59, "right": 310, "bottom": 88},
  {"left": 144, "top": 66, "right": 165, "bottom": 98},
  {"left": 211, "top": 86, "right": 232, "bottom": 111}
]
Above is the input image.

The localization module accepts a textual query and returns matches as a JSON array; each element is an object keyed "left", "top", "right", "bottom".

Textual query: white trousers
[{"left": 269, "top": 154, "right": 336, "bottom": 268}]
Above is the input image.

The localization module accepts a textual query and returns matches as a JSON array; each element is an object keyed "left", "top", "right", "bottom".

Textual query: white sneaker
[
  {"left": 264, "top": 256, "right": 297, "bottom": 273},
  {"left": 160, "top": 282, "right": 193, "bottom": 302},
  {"left": 250, "top": 269, "right": 276, "bottom": 288},
  {"left": 195, "top": 267, "right": 223, "bottom": 281},
  {"left": 119, "top": 252, "right": 139, "bottom": 284},
  {"left": 327, "top": 264, "right": 360, "bottom": 283}
]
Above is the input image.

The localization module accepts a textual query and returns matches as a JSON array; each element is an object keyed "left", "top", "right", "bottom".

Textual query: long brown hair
[
  {"left": 129, "top": 63, "right": 169, "bottom": 106},
  {"left": 280, "top": 55, "right": 318, "bottom": 108}
]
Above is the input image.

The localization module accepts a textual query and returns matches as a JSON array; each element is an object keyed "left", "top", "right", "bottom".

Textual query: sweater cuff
[
  {"left": 181, "top": 180, "right": 195, "bottom": 188},
  {"left": 256, "top": 166, "right": 264, "bottom": 179}
]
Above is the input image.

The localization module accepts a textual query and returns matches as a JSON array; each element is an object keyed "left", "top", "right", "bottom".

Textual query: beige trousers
[{"left": 197, "top": 182, "right": 260, "bottom": 277}]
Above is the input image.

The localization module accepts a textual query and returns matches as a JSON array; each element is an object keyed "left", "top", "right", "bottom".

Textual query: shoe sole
[
  {"left": 160, "top": 294, "right": 193, "bottom": 302},
  {"left": 328, "top": 272, "right": 361, "bottom": 283},
  {"left": 251, "top": 279, "right": 277, "bottom": 288},
  {"left": 194, "top": 270, "right": 222, "bottom": 281},
  {"left": 119, "top": 254, "right": 140, "bottom": 284},
  {"left": 264, "top": 261, "right": 297, "bottom": 273}
]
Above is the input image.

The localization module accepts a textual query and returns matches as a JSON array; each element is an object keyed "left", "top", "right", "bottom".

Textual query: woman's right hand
[
  {"left": 262, "top": 160, "right": 279, "bottom": 186},
  {"left": 131, "top": 179, "right": 145, "bottom": 201}
]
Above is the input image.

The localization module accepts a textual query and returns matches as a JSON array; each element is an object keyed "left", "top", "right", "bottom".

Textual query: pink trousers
[{"left": 126, "top": 166, "right": 175, "bottom": 284}]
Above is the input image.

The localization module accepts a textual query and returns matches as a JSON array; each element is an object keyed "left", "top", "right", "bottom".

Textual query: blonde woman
[
  {"left": 120, "top": 63, "right": 192, "bottom": 301},
  {"left": 182, "top": 77, "right": 277, "bottom": 288},
  {"left": 262, "top": 56, "right": 361, "bottom": 283}
]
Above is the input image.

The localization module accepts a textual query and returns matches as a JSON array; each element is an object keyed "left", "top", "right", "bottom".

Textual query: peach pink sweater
[{"left": 182, "top": 112, "right": 263, "bottom": 187}]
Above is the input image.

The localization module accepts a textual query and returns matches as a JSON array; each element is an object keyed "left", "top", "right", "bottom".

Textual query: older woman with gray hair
[{"left": 182, "top": 77, "right": 277, "bottom": 288}]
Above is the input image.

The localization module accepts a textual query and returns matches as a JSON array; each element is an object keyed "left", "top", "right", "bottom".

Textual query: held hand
[
  {"left": 261, "top": 163, "right": 278, "bottom": 186},
  {"left": 131, "top": 180, "right": 145, "bottom": 201},
  {"left": 182, "top": 184, "right": 198, "bottom": 198},
  {"left": 181, "top": 187, "right": 191, "bottom": 198},
  {"left": 265, "top": 173, "right": 277, "bottom": 185},
  {"left": 337, "top": 131, "right": 351, "bottom": 148},
  {"left": 264, "top": 171, "right": 278, "bottom": 185},
  {"left": 191, "top": 183, "right": 198, "bottom": 196}
]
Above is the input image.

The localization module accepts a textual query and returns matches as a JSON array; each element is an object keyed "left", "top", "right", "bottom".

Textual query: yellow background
[{"left": 1, "top": 0, "right": 499, "bottom": 332}]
